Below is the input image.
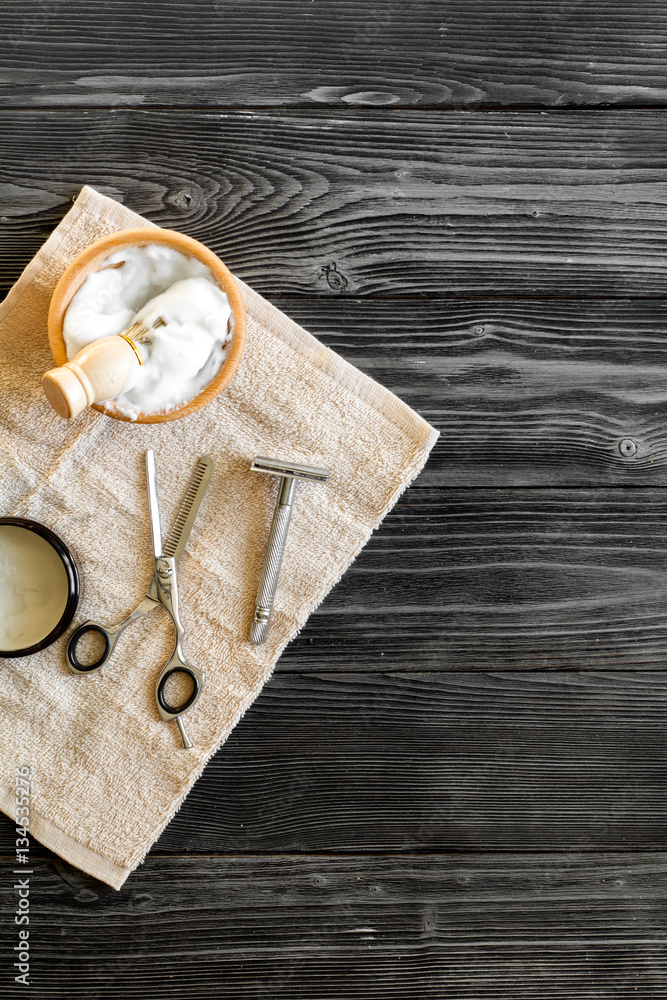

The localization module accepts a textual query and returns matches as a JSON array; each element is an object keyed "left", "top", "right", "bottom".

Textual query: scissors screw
[{"left": 158, "top": 565, "right": 173, "bottom": 579}]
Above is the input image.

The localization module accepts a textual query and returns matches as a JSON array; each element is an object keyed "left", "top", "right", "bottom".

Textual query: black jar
[{"left": 0, "top": 517, "right": 80, "bottom": 658}]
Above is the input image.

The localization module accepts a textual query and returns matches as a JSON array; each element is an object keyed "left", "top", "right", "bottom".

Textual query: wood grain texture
[
  {"left": 145, "top": 669, "right": 667, "bottom": 854},
  {"left": 5, "top": 110, "right": 667, "bottom": 297},
  {"left": 3, "top": 1, "right": 667, "bottom": 110},
  {"left": 283, "top": 487, "right": 667, "bottom": 668},
  {"left": 4, "top": 668, "right": 667, "bottom": 854},
  {"left": 282, "top": 297, "right": 667, "bottom": 486},
  {"left": 2, "top": 853, "right": 667, "bottom": 997}
]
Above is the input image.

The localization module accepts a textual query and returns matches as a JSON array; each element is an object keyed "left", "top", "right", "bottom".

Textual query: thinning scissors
[{"left": 67, "top": 451, "right": 214, "bottom": 749}]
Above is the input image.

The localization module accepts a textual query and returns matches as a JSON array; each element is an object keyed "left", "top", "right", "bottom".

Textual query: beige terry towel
[{"left": 0, "top": 186, "right": 438, "bottom": 889}]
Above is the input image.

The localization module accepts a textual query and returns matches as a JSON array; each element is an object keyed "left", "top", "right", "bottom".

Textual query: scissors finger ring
[{"left": 67, "top": 591, "right": 159, "bottom": 674}]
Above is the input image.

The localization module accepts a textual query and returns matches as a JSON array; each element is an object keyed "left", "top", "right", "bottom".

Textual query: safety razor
[{"left": 249, "top": 456, "right": 329, "bottom": 644}]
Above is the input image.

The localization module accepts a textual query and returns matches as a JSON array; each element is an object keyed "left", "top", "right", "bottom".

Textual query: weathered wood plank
[
  {"left": 1, "top": 853, "right": 666, "bottom": 996},
  {"left": 283, "top": 297, "right": 667, "bottom": 486},
  {"left": 3, "top": 1, "right": 667, "bottom": 110},
  {"left": 4, "top": 111, "right": 667, "bottom": 297},
  {"left": 283, "top": 487, "right": 667, "bottom": 667},
  {"left": 4, "top": 669, "right": 667, "bottom": 853},
  {"left": 149, "top": 669, "right": 667, "bottom": 853}
]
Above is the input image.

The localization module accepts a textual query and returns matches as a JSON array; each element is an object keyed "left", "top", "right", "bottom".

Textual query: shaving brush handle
[{"left": 42, "top": 335, "right": 142, "bottom": 419}]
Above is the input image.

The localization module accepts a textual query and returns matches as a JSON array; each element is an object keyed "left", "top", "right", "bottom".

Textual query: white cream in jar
[
  {"left": 0, "top": 525, "right": 69, "bottom": 651},
  {"left": 63, "top": 244, "right": 233, "bottom": 420}
]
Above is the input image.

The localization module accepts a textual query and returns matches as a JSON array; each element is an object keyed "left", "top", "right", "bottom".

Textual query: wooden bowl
[{"left": 47, "top": 227, "right": 246, "bottom": 423}]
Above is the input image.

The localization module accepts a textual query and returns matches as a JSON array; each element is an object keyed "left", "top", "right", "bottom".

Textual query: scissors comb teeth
[{"left": 163, "top": 456, "right": 214, "bottom": 562}]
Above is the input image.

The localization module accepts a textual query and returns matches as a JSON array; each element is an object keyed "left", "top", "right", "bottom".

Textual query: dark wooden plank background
[
  {"left": 3, "top": 1, "right": 667, "bottom": 109},
  {"left": 3, "top": 3, "right": 667, "bottom": 997}
]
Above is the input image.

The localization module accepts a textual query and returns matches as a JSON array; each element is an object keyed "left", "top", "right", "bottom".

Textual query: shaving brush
[{"left": 42, "top": 317, "right": 164, "bottom": 419}]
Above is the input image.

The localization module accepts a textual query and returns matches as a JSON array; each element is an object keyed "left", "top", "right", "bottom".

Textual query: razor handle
[{"left": 249, "top": 477, "right": 296, "bottom": 644}]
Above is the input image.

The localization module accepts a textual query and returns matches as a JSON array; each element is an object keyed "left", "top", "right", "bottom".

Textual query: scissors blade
[
  {"left": 145, "top": 449, "right": 163, "bottom": 560},
  {"left": 163, "top": 455, "right": 214, "bottom": 565}
]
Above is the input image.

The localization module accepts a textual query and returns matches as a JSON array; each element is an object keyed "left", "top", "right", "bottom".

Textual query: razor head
[{"left": 251, "top": 456, "right": 329, "bottom": 483}]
